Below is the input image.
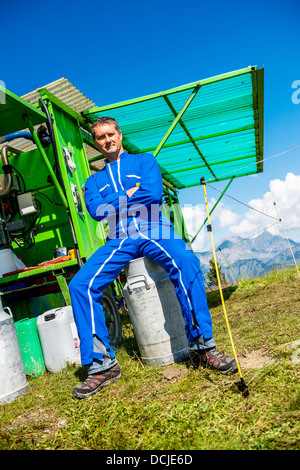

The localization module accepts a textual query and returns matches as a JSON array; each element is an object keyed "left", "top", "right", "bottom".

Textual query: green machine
[
  {"left": 0, "top": 85, "right": 124, "bottom": 344},
  {"left": 0, "top": 66, "right": 264, "bottom": 347}
]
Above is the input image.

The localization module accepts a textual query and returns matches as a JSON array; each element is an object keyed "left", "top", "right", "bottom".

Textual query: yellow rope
[{"left": 202, "top": 181, "right": 244, "bottom": 380}]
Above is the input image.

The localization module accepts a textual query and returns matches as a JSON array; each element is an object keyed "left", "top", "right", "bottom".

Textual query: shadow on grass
[
  {"left": 206, "top": 285, "right": 238, "bottom": 309},
  {"left": 73, "top": 286, "right": 238, "bottom": 382}
]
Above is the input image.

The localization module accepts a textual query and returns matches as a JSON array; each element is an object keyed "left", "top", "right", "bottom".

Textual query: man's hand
[{"left": 126, "top": 186, "right": 139, "bottom": 198}]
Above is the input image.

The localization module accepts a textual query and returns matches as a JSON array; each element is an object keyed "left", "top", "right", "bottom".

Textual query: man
[{"left": 69, "top": 117, "right": 237, "bottom": 399}]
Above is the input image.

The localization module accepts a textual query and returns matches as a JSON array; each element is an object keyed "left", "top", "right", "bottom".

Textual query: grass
[{"left": 0, "top": 267, "right": 299, "bottom": 450}]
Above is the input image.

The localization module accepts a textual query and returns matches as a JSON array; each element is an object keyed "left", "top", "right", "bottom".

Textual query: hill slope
[{"left": 0, "top": 267, "right": 299, "bottom": 450}]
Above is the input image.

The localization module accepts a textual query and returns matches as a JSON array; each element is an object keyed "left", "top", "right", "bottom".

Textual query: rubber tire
[{"left": 102, "top": 289, "right": 122, "bottom": 348}]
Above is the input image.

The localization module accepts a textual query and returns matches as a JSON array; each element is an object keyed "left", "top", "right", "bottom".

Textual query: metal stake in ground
[
  {"left": 273, "top": 202, "right": 300, "bottom": 279},
  {"left": 200, "top": 177, "right": 249, "bottom": 397}
]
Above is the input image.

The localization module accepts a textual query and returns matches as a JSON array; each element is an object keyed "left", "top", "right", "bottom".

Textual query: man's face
[{"left": 93, "top": 122, "right": 123, "bottom": 161}]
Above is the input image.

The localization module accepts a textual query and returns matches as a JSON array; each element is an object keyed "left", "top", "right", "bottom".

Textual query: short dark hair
[{"left": 91, "top": 117, "right": 121, "bottom": 139}]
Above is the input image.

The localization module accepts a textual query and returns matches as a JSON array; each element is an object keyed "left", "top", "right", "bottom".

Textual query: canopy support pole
[{"left": 191, "top": 176, "right": 234, "bottom": 243}]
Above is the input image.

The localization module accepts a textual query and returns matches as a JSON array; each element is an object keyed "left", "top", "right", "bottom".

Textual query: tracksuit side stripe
[
  {"left": 87, "top": 237, "right": 128, "bottom": 333},
  {"left": 137, "top": 227, "right": 193, "bottom": 311}
]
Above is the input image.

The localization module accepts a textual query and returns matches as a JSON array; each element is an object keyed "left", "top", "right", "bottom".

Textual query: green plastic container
[{"left": 15, "top": 317, "right": 45, "bottom": 377}]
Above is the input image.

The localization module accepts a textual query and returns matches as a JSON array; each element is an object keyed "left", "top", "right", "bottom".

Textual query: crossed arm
[
  {"left": 84, "top": 153, "right": 163, "bottom": 222},
  {"left": 126, "top": 186, "right": 139, "bottom": 198}
]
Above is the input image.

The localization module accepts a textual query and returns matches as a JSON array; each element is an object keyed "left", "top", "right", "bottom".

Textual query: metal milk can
[
  {"left": 123, "top": 257, "right": 189, "bottom": 367},
  {"left": 0, "top": 296, "right": 30, "bottom": 404}
]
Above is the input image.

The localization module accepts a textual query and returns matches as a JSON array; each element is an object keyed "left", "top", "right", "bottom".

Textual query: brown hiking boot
[
  {"left": 190, "top": 348, "right": 238, "bottom": 375},
  {"left": 72, "top": 364, "right": 122, "bottom": 399}
]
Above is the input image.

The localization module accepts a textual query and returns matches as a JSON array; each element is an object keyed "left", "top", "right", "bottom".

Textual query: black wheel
[{"left": 102, "top": 289, "right": 122, "bottom": 348}]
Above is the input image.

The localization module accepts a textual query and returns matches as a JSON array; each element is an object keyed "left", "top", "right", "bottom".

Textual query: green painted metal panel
[
  {"left": 0, "top": 86, "right": 46, "bottom": 137},
  {"left": 39, "top": 90, "right": 106, "bottom": 260}
]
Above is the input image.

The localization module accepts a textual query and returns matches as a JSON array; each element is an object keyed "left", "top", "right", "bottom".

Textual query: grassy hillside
[{"left": 0, "top": 267, "right": 299, "bottom": 451}]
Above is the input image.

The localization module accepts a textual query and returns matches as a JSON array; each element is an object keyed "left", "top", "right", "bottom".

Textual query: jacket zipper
[
  {"left": 107, "top": 160, "right": 126, "bottom": 237},
  {"left": 107, "top": 163, "right": 118, "bottom": 192},
  {"left": 118, "top": 159, "right": 124, "bottom": 190}
]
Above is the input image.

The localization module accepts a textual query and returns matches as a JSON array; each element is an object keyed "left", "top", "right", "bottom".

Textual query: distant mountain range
[{"left": 195, "top": 231, "right": 300, "bottom": 284}]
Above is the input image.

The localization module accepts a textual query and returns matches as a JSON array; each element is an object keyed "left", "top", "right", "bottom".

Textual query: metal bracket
[{"left": 53, "top": 271, "right": 72, "bottom": 306}]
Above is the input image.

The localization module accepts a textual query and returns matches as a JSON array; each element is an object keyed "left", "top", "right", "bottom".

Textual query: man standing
[{"left": 69, "top": 117, "right": 237, "bottom": 399}]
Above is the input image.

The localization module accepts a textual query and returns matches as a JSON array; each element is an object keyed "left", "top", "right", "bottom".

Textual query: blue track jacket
[{"left": 84, "top": 151, "right": 171, "bottom": 239}]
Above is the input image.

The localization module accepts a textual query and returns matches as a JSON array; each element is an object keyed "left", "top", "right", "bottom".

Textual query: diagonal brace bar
[
  {"left": 153, "top": 85, "right": 201, "bottom": 158},
  {"left": 163, "top": 95, "right": 217, "bottom": 180},
  {"left": 191, "top": 176, "right": 234, "bottom": 243},
  {"left": 53, "top": 271, "right": 72, "bottom": 305}
]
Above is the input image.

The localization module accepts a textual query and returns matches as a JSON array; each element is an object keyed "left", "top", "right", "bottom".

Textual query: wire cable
[
  {"left": 206, "top": 146, "right": 300, "bottom": 184},
  {"left": 206, "top": 182, "right": 279, "bottom": 221},
  {"left": 219, "top": 221, "right": 280, "bottom": 250}
]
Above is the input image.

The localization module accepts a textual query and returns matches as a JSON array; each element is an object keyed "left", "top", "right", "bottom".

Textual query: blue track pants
[{"left": 69, "top": 234, "right": 214, "bottom": 368}]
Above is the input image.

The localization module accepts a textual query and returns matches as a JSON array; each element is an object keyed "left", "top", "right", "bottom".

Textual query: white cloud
[
  {"left": 229, "top": 173, "right": 300, "bottom": 238},
  {"left": 180, "top": 173, "right": 300, "bottom": 250},
  {"left": 181, "top": 204, "right": 206, "bottom": 251},
  {"left": 208, "top": 199, "right": 240, "bottom": 228},
  {"left": 181, "top": 195, "right": 242, "bottom": 251},
  {"left": 181, "top": 199, "right": 240, "bottom": 251}
]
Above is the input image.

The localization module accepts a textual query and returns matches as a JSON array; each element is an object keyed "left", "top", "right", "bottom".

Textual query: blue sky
[{"left": 2, "top": 0, "right": 300, "bottom": 252}]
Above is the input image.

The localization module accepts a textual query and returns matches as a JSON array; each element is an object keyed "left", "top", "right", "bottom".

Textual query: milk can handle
[
  {"left": 3, "top": 306, "right": 13, "bottom": 316},
  {"left": 0, "top": 293, "right": 12, "bottom": 315},
  {"left": 127, "top": 274, "right": 150, "bottom": 293}
]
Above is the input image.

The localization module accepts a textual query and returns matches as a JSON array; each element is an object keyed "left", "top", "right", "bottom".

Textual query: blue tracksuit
[{"left": 69, "top": 152, "right": 213, "bottom": 366}]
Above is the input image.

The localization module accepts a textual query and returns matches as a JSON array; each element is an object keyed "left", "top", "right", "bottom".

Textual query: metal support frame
[
  {"left": 191, "top": 177, "right": 234, "bottom": 244},
  {"left": 163, "top": 188, "right": 190, "bottom": 243},
  {"left": 153, "top": 85, "right": 201, "bottom": 158},
  {"left": 53, "top": 271, "right": 72, "bottom": 306},
  {"left": 162, "top": 95, "right": 217, "bottom": 180}
]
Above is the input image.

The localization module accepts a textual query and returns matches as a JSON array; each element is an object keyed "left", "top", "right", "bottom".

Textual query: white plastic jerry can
[{"left": 37, "top": 306, "right": 81, "bottom": 373}]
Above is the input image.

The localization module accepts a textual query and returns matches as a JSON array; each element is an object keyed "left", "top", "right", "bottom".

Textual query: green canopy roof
[
  {"left": 83, "top": 66, "right": 264, "bottom": 190},
  {"left": 0, "top": 86, "right": 47, "bottom": 136}
]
